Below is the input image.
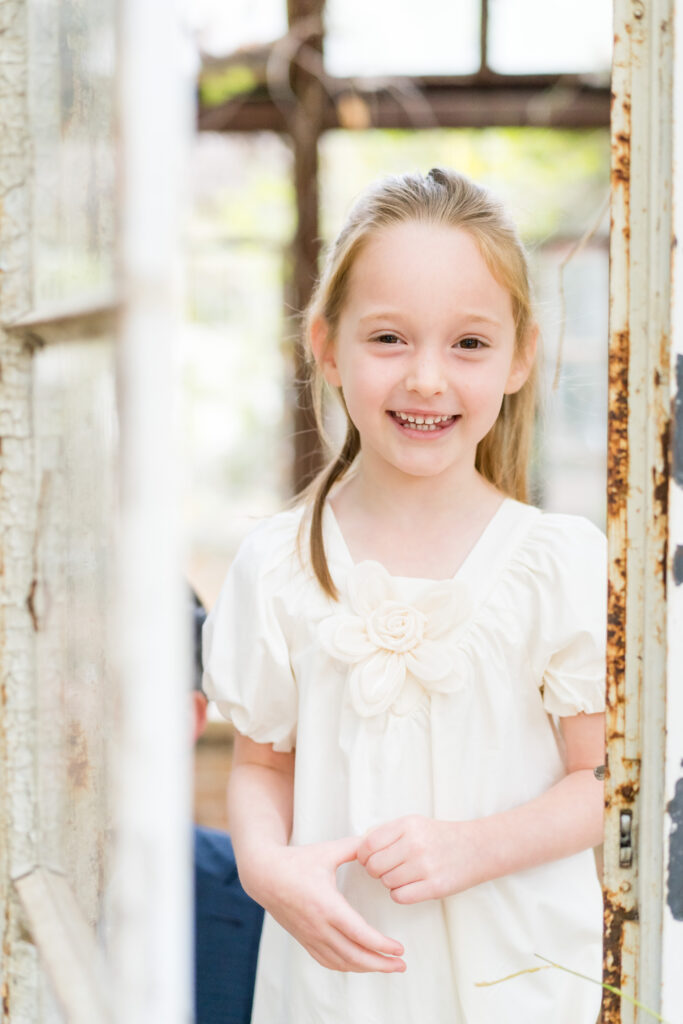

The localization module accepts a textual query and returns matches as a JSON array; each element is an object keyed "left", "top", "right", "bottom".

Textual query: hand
[
  {"left": 250, "top": 836, "right": 406, "bottom": 974},
  {"left": 358, "top": 815, "right": 482, "bottom": 904}
]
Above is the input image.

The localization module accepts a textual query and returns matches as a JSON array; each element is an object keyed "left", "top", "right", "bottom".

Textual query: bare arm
[
  {"left": 228, "top": 732, "right": 406, "bottom": 972},
  {"left": 228, "top": 733, "right": 296, "bottom": 892},
  {"left": 358, "top": 711, "right": 605, "bottom": 903}
]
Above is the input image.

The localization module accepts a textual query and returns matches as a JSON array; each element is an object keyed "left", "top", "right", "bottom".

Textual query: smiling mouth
[{"left": 388, "top": 411, "right": 460, "bottom": 432}]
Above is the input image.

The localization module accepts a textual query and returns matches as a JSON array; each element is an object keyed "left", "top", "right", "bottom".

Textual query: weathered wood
[
  {"left": 0, "top": 2, "right": 43, "bottom": 1020},
  {"left": 286, "top": 0, "right": 326, "bottom": 492},
  {"left": 479, "top": 0, "right": 489, "bottom": 73},
  {"left": 198, "top": 72, "right": 611, "bottom": 134}
]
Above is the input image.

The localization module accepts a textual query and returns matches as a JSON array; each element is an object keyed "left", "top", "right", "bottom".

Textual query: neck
[{"left": 349, "top": 452, "right": 493, "bottom": 522}]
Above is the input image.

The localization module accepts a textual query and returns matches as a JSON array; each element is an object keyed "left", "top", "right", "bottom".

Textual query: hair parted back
[{"left": 301, "top": 166, "right": 539, "bottom": 599}]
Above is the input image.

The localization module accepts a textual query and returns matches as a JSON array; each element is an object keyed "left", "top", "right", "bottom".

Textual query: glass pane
[
  {"left": 488, "top": 0, "right": 612, "bottom": 74},
  {"left": 33, "top": 337, "right": 117, "bottom": 932},
  {"left": 28, "top": 0, "right": 116, "bottom": 308},
  {"left": 184, "top": 0, "right": 287, "bottom": 56},
  {"left": 532, "top": 239, "right": 609, "bottom": 524},
  {"left": 183, "top": 133, "right": 294, "bottom": 601},
  {"left": 325, "top": 0, "right": 481, "bottom": 77},
  {"left": 319, "top": 127, "right": 609, "bottom": 525}
]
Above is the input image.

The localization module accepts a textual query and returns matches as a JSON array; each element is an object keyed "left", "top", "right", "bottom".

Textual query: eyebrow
[{"left": 358, "top": 310, "right": 503, "bottom": 327}]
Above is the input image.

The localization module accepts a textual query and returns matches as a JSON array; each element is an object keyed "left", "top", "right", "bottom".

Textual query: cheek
[
  {"left": 468, "top": 360, "right": 514, "bottom": 401},
  {"left": 342, "top": 360, "right": 391, "bottom": 407}
]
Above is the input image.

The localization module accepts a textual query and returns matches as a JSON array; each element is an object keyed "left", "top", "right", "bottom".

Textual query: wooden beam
[
  {"left": 198, "top": 73, "right": 610, "bottom": 134},
  {"left": 286, "top": 0, "right": 326, "bottom": 493}
]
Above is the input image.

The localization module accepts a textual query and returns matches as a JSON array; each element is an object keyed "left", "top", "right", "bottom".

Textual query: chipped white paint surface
[
  {"left": 0, "top": 1, "right": 42, "bottom": 1020},
  {"left": 661, "top": 0, "right": 683, "bottom": 1014}
]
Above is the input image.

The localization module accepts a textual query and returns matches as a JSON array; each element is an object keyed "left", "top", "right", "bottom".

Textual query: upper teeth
[{"left": 394, "top": 411, "right": 453, "bottom": 425}]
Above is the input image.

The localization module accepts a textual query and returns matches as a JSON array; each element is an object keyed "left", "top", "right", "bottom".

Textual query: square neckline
[{"left": 324, "top": 496, "right": 524, "bottom": 585}]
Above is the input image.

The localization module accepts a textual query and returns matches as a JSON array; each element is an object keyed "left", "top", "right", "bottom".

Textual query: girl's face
[{"left": 314, "top": 221, "right": 534, "bottom": 486}]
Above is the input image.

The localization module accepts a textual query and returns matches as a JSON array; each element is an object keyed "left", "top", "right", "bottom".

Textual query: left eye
[
  {"left": 375, "top": 333, "right": 402, "bottom": 345},
  {"left": 456, "top": 337, "right": 484, "bottom": 350}
]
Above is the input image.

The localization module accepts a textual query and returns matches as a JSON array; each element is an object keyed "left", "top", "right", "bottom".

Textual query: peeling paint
[
  {"left": 675, "top": 353, "right": 683, "bottom": 486},
  {"left": 603, "top": 897, "right": 639, "bottom": 1020},
  {"left": 667, "top": 768, "right": 683, "bottom": 920}
]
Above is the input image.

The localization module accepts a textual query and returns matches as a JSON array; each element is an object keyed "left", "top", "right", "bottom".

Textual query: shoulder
[
  {"left": 533, "top": 510, "right": 606, "bottom": 571},
  {"left": 508, "top": 504, "right": 605, "bottom": 569},
  {"left": 508, "top": 508, "right": 607, "bottom": 618},
  {"left": 491, "top": 503, "right": 606, "bottom": 610},
  {"left": 229, "top": 504, "right": 308, "bottom": 585}
]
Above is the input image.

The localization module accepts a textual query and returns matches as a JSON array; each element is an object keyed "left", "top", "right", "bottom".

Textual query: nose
[{"left": 405, "top": 351, "right": 447, "bottom": 397}]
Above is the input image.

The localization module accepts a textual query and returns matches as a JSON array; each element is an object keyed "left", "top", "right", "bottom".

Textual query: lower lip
[{"left": 388, "top": 412, "right": 460, "bottom": 438}]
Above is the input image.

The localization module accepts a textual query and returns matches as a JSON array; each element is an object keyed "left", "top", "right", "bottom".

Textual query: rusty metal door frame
[{"left": 605, "top": 1, "right": 683, "bottom": 1021}]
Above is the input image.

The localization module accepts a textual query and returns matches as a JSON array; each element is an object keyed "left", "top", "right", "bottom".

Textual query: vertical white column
[
  {"left": 661, "top": 1, "right": 683, "bottom": 1015},
  {"left": 113, "top": 2, "right": 192, "bottom": 1022}
]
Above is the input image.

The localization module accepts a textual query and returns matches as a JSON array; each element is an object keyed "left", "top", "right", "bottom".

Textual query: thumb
[{"left": 326, "top": 835, "right": 361, "bottom": 867}]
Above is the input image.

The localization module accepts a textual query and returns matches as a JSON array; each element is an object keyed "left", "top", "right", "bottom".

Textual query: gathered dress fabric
[{"left": 203, "top": 498, "right": 605, "bottom": 1024}]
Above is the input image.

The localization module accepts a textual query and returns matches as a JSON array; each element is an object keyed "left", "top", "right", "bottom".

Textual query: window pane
[
  {"left": 28, "top": 0, "right": 116, "bottom": 307},
  {"left": 185, "top": 0, "right": 287, "bottom": 56},
  {"left": 488, "top": 0, "right": 612, "bottom": 74},
  {"left": 183, "top": 133, "right": 294, "bottom": 600},
  {"left": 33, "top": 337, "right": 117, "bottom": 931},
  {"left": 325, "top": 0, "right": 481, "bottom": 77}
]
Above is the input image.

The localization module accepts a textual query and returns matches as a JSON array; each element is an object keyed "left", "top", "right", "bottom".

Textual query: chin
[{"left": 392, "top": 459, "right": 453, "bottom": 479}]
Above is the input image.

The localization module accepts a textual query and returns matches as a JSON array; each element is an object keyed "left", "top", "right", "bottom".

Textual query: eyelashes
[
  {"left": 370, "top": 334, "right": 488, "bottom": 350},
  {"left": 456, "top": 337, "right": 487, "bottom": 350}
]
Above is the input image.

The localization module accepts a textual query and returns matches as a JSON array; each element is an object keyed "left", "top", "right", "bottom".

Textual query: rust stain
[
  {"left": 615, "top": 780, "right": 639, "bottom": 805},
  {"left": 66, "top": 719, "right": 91, "bottom": 791},
  {"left": 654, "top": 419, "right": 671, "bottom": 589},
  {"left": 606, "top": 323, "right": 629, "bottom": 727},
  {"left": 612, "top": 130, "right": 631, "bottom": 188},
  {"left": 602, "top": 896, "right": 638, "bottom": 1023},
  {"left": 607, "top": 330, "right": 630, "bottom": 522}
]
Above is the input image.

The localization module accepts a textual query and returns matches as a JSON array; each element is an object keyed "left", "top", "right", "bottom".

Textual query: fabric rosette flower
[{"left": 319, "top": 561, "right": 469, "bottom": 717}]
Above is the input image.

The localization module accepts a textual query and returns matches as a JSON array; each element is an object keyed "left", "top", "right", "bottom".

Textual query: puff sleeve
[
  {"left": 539, "top": 517, "right": 607, "bottom": 718},
  {"left": 202, "top": 524, "right": 298, "bottom": 752}
]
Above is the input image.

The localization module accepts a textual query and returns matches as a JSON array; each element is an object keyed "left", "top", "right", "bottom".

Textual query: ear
[
  {"left": 192, "top": 691, "right": 208, "bottom": 744},
  {"left": 310, "top": 316, "right": 342, "bottom": 388},
  {"left": 505, "top": 324, "right": 538, "bottom": 395}
]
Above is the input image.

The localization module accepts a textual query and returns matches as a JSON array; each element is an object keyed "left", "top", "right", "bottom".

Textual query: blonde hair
[{"left": 301, "top": 167, "right": 539, "bottom": 599}]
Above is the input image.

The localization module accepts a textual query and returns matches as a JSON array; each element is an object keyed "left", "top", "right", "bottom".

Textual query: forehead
[{"left": 344, "top": 221, "right": 513, "bottom": 322}]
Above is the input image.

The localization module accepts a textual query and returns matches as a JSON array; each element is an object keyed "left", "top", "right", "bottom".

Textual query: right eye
[{"left": 374, "top": 332, "right": 402, "bottom": 345}]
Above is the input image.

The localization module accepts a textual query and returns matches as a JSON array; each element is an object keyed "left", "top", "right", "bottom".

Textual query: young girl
[{"left": 203, "top": 168, "right": 606, "bottom": 1024}]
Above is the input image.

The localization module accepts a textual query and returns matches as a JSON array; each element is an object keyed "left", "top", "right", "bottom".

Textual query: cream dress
[{"left": 203, "top": 498, "right": 605, "bottom": 1024}]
